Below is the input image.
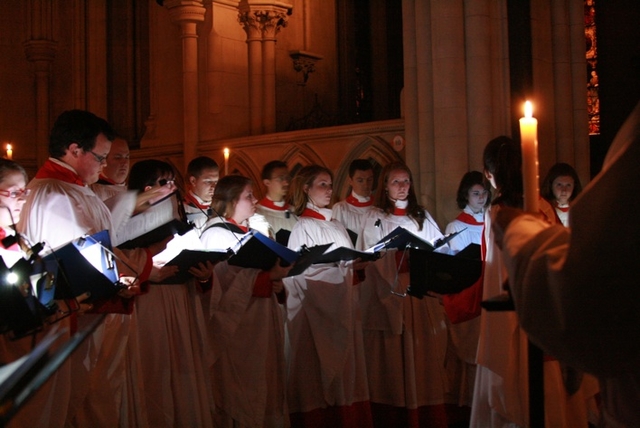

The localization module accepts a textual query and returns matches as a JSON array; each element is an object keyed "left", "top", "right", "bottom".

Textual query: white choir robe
[
  {"left": 331, "top": 199, "right": 373, "bottom": 238},
  {"left": 470, "top": 204, "right": 594, "bottom": 428},
  {"left": 256, "top": 202, "right": 298, "bottom": 239},
  {"left": 134, "top": 229, "right": 214, "bottom": 427},
  {"left": 283, "top": 216, "right": 370, "bottom": 418},
  {"left": 444, "top": 206, "right": 484, "bottom": 253},
  {"left": 17, "top": 177, "right": 143, "bottom": 427},
  {"left": 201, "top": 219, "right": 288, "bottom": 427},
  {"left": 356, "top": 209, "right": 449, "bottom": 415}
]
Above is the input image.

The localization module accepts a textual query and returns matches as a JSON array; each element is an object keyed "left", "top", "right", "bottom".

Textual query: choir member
[
  {"left": 255, "top": 160, "right": 297, "bottom": 244},
  {"left": 183, "top": 156, "right": 219, "bottom": 234},
  {"left": 283, "top": 165, "right": 372, "bottom": 427},
  {"left": 17, "top": 109, "right": 146, "bottom": 426},
  {"left": 356, "top": 161, "right": 449, "bottom": 427},
  {"left": 540, "top": 162, "right": 582, "bottom": 227},
  {"left": 332, "top": 159, "right": 375, "bottom": 244},
  {"left": 200, "top": 174, "right": 289, "bottom": 427},
  {"left": 127, "top": 159, "right": 214, "bottom": 427}
]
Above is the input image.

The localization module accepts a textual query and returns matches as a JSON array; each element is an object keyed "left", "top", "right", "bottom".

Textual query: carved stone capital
[
  {"left": 164, "top": 0, "right": 206, "bottom": 26},
  {"left": 238, "top": 2, "right": 292, "bottom": 39},
  {"left": 23, "top": 39, "right": 57, "bottom": 64}
]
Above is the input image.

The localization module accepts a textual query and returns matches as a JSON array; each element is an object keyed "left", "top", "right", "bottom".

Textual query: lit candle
[
  {"left": 5, "top": 144, "right": 12, "bottom": 160},
  {"left": 519, "top": 101, "right": 539, "bottom": 213},
  {"left": 223, "top": 148, "right": 229, "bottom": 176}
]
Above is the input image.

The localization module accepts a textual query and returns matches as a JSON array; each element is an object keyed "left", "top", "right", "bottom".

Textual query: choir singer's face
[
  {"left": 552, "top": 175, "right": 574, "bottom": 206},
  {"left": 468, "top": 184, "right": 488, "bottom": 213},
  {"left": 306, "top": 172, "right": 332, "bottom": 208},
  {"left": 232, "top": 184, "right": 257, "bottom": 223},
  {"left": 76, "top": 133, "right": 111, "bottom": 185},
  {"left": 0, "top": 172, "right": 28, "bottom": 227},
  {"left": 386, "top": 169, "right": 411, "bottom": 201}
]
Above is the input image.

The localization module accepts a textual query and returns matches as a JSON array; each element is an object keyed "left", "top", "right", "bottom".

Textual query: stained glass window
[{"left": 585, "top": 0, "right": 599, "bottom": 135}]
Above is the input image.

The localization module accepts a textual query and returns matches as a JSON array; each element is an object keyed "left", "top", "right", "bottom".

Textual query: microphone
[
  {"left": 374, "top": 219, "right": 381, "bottom": 227},
  {"left": 285, "top": 210, "right": 290, "bottom": 219}
]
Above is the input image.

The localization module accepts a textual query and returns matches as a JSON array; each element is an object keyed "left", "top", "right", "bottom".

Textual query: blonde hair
[{"left": 289, "top": 165, "right": 333, "bottom": 216}]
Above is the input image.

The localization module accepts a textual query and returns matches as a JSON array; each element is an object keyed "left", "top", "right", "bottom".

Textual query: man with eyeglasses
[
  {"left": 91, "top": 137, "right": 131, "bottom": 201},
  {"left": 17, "top": 109, "right": 147, "bottom": 427},
  {"left": 255, "top": 160, "right": 297, "bottom": 245},
  {"left": 183, "top": 156, "right": 219, "bottom": 235}
]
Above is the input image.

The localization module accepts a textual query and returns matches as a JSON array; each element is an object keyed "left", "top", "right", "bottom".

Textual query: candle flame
[
  {"left": 6, "top": 144, "right": 11, "bottom": 151},
  {"left": 223, "top": 148, "right": 229, "bottom": 158},
  {"left": 524, "top": 101, "right": 533, "bottom": 118}
]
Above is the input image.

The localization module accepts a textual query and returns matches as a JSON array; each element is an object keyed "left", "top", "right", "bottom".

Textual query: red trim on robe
[
  {"left": 455, "top": 212, "right": 484, "bottom": 226},
  {"left": 345, "top": 194, "right": 373, "bottom": 208},
  {"left": 258, "top": 197, "right": 288, "bottom": 211},
  {"left": 392, "top": 207, "right": 406, "bottom": 216},
  {"left": 226, "top": 218, "right": 249, "bottom": 233},
  {"left": 301, "top": 208, "right": 327, "bottom": 220},
  {"left": 35, "top": 159, "right": 85, "bottom": 186},
  {"left": 0, "top": 228, "right": 20, "bottom": 251},
  {"left": 183, "top": 192, "right": 210, "bottom": 210}
]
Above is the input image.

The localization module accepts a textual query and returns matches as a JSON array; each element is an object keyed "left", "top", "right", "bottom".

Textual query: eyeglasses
[
  {"left": 158, "top": 178, "right": 175, "bottom": 187},
  {"left": 0, "top": 188, "right": 31, "bottom": 199},
  {"left": 86, "top": 150, "right": 108, "bottom": 164}
]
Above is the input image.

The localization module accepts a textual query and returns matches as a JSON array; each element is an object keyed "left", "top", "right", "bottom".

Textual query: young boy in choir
[
  {"left": 200, "top": 175, "right": 290, "bottom": 428},
  {"left": 356, "top": 161, "right": 449, "bottom": 427},
  {"left": 541, "top": 162, "right": 582, "bottom": 227},
  {"left": 332, "top": 158, "right": 375, "bottom": 243},
  {"left": 283, "top": 165, "right": 373, "bottom": 428},
  {"left": 470, "top": 136, "right": 597, "bottom": 428},
  {"left": 256, "top": 160, "right": 297, "bottom": 244},
  {"left": 127, "top": 159, "right": 215, "bottom": 427},
  {"left": 183, "top": 156, "right": 219, "bottom": 234}
]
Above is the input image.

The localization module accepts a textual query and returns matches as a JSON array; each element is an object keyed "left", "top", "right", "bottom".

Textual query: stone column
[
  {"left": 239, "top": 2, "right": 291, "bottom": 135},
  {"left": 165, "top": 0, "right": 206, "bottom": 169},
  {"left": 238, "top": 10, "right": 264, "bottom": 135},
  {"left": 24, "top": 0, "right": 57, "bottom": 167},
  {"left": 259, "top": 9, "right": 289, "bottom": 133}
]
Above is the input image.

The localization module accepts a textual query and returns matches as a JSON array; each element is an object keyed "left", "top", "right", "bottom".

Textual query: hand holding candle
[{"left": 519, "top": 101, "right": 539, "bottom": 213}]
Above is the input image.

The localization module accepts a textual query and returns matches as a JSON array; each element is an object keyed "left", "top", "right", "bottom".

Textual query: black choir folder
[
  {"left": 38, "top": 230, "right": 124, "bottom": 303},
  {"left": 164, "top": 249, "right": 231, "bottom": 284},
  {"left": 408, "top": 243, "right": 482, "bottom": 297},
  {"left": 372, "top": 226, "right": 466, "bottom": 252},
  {"left": 225, "top": 230, "right": 331, "bottom": 277}
]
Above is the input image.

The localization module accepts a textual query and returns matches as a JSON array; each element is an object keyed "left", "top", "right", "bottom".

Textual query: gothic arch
[{"left": 281, "top": 144, "right": 327, "bottom": 176}]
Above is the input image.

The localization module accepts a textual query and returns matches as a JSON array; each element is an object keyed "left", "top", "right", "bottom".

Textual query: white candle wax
[{"left": 519, "top": 101, "right": 539, "bottom": 213}]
